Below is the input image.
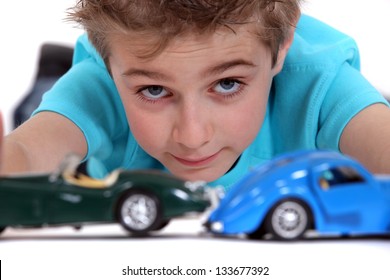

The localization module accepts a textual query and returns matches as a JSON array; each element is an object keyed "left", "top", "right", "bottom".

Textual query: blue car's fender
[{"left": 209, "top": 168, "right": 322, "bottom": 234}]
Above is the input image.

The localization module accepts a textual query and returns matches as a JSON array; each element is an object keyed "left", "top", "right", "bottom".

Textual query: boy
[{"left": 2, "top": 0, "right": 390, "bottom": 190}]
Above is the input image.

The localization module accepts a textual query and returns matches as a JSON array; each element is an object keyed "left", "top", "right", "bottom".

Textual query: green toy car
[{"left": 0, "top": 154, "right": 210, "bottom": 236}]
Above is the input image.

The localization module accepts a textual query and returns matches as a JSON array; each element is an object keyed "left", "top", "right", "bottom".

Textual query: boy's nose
[{"left": 172, "top": 103, "right": 213, "bottom": 149}]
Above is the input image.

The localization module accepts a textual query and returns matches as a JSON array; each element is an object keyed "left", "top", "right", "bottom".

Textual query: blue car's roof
[
  {"left": 224, "top": 150, "right": 356, "bottom": 199},
  {"left": 266, "top": 149, "right": 346, "bottom": 165},
  {"left": 247, "top": 150, "right": 346, "bottom": 175}
]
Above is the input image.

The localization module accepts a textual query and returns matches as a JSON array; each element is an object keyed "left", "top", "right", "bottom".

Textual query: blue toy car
[{"left": 206, "top": 150, "right": 390, "bottom": 240}]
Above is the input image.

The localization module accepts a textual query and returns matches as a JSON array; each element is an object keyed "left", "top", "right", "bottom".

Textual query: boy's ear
[{"left": 272, "top": 26, "right": 295, "bottom": 75}]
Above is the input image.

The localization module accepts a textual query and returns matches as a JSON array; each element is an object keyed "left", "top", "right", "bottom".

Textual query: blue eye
[
  {"left": 140, "top": 86, "right": 169, "bottom": 99},
  {"left": 214, "top": 79, "right": 242, "bottom": 95}
]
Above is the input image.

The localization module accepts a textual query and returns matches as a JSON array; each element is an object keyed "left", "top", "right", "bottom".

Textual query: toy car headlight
[
  {"left": 210, "top": 221, "right": 224, "bottom": 233},
  {"left": 172, "top": 189, "right": 190, "bottom": 200}
]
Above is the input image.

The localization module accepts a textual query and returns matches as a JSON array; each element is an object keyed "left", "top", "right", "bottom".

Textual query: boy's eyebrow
[
  {"left": 121, "top": 59, "right": 256, "bottom": 80},
  {"left": 203, "top": 59, "right": 256, "bottom": 77},
  {"left": 122, "top": 69, "right": 170, "bottom": 81}
]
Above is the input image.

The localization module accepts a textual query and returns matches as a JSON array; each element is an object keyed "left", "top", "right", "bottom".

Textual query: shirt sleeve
[
  {"left": 32, "top": 55, "right": 129, "bottom": 163},
  {"left": 316, "top": 62, "right": 389, "bottom": 150}
]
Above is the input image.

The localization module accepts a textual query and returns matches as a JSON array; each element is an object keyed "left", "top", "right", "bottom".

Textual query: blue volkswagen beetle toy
[{"left": 206, "top": 150, "right": 390, "bottom": 240}]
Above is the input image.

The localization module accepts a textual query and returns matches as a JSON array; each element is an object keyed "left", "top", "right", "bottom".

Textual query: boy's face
[{"left": 108, "top": 24, "right": 285, "bottom": 182}]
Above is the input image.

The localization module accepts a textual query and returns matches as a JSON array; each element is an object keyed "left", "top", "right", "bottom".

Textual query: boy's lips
[{"left": 172, "top": 151, "right": 221, "bottom": 167}]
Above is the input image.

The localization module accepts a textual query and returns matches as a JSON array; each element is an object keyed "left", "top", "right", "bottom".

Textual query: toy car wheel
[
  {"left": 118, "top": 190, "right": 163, "bottom": 235},
  {"left": 266, "top": 199, "right": 310, "bottom": 240},
  {"left": 0, "top": 227, "right": 5, "bottom": 235}
]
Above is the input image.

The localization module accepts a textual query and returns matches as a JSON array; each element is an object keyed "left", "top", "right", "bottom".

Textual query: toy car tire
[
  {"left": 153, "top": 219, "right": 171, "bottom": 231},
  {"left": 247, "top": 223, "right": 267, "bottom": 240},
  {"left": 265, "top": 199, "right": 310, "bottom": 240},
  {"left": 117, "top": 190, "right": 164, "bottom": 235},
  {"left": 0, "top": 227, "right": 5, "bottom": 235}
]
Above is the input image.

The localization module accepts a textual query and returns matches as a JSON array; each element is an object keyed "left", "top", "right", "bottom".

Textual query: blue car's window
[{"left": 319, "top": 166, "right": 365, "bottom": 190}]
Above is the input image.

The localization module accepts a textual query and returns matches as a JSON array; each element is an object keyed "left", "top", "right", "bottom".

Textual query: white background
[
  {"left": 1, "top": 219, "right": 390, "bottom": 280},
  {"left": 0, "top": 1, "right": 390, "bottom": 279},
  {"left": 0, "top": 1, "right": 83, "bottom": 133}
]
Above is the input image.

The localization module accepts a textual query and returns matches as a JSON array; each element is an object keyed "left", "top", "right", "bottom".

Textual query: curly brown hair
[{"left": 67, "top": 0, "right": 301, "bottom": 65}]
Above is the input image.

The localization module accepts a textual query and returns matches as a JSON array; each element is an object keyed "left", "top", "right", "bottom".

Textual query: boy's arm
[
  {"left": 1, "top": 111, "right": 87, "bottom": 174},
  {"left": 340, "top": 103, "right": 390, "bottom": 174}
]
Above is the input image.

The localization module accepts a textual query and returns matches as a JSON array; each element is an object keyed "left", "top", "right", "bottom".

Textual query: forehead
[{"left": 108, "top": 23, "right": 270, "bottom": 65}]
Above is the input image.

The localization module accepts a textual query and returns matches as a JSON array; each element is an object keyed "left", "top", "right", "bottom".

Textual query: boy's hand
[{"left": 0, "top": 112, "right": 87, "bottom": 175}]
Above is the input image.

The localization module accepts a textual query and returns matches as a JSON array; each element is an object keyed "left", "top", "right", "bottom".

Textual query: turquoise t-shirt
[{"left": 34, "top": 15, "right": 388, "bottom": 190}]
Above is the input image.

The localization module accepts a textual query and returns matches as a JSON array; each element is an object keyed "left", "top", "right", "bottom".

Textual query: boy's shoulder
[
  {"left": 286, "top": 14, "right": 360, "bottom": 69},
  {"left": 72, "top": 34, "right": 106, "bottom": 68}
]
